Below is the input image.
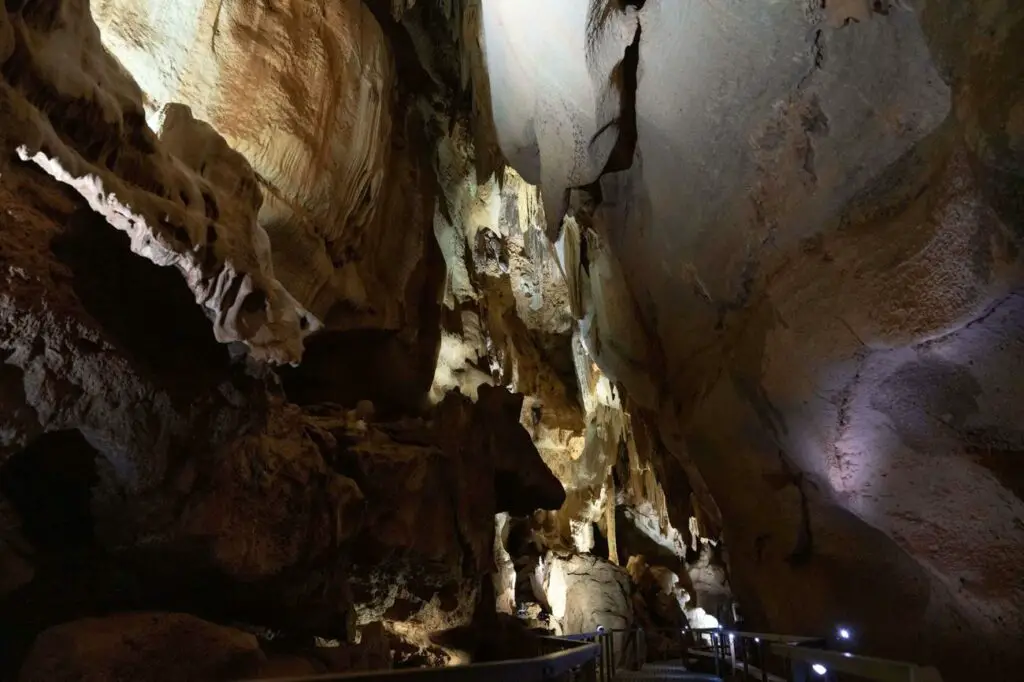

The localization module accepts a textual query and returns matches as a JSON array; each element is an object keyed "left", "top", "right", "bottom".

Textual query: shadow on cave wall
[
  {"left": 0, "top": 430, "right": 106, "bottom": 676},
  {"left": 0, "top": 427, "right": 347, "bottom": 676},
  {"left": 49, "top": 208, "right": 233, "bottom": 399},
  {"left": 278, "top": 329, "right": 433, "bottom": 417},
  {"left": 0, "top": 430, "right": 99, "bottom": 555}
]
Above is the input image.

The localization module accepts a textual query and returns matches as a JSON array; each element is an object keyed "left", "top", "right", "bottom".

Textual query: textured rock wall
[
  {"left": 91, "top": 0, "right": 395, "bottom": 323},
  {"left": 91, "top": 0, "right": 455, "bottom": 417},
  {"left": 7, "top": 0, "right": 1019, "bottom": 679},
  {"left": 542, "top": 553, "right": 635, "bottom": 659},
  {"left": 480, "top": 1, "right": 1024, "bottom": 680},
  {"left": 1, "top": 0, "right": 316, "bottom": 364},
  {"left": 0, "top": 0, "right": 571, "bottom": 676}
]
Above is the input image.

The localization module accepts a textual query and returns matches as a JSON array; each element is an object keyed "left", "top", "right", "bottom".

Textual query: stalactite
[{"left": 605, "top": 470, "right": 619, "bottom": 565}]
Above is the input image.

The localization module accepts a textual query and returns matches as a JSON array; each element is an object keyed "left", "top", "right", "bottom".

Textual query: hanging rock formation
[{"left": 0, "top": 1, "right": 1021, "bottom": 681}]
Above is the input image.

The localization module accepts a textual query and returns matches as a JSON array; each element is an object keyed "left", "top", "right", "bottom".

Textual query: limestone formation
[
  {"left": 482, "top": 1, "right": 1024, "bottom": 679},
  {"left": 1, "top": 0, "right": 317, "bottom": 364},
  {"left": 0, "top": 0, "right": 1020, "bottom": 680},
  {"left": 541, "top": 552, "right": 634, "bottom": 659}
]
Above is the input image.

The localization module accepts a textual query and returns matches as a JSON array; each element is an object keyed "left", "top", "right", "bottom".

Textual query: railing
[
  {"left": 687, "top": 628, "right": 825, "bottom": 681},
  {"left": 241, "top": 625, "right": 944, "bottom": 682},
  {"left": 555, "top": 628, "right": 619, "bottom": 682},
  {"left": 769, "top": 643, "right": 943, "bottom": 682},
  {"left": 642, "top": 627, "right": 944, "bottom": 682},
  {"left": 241, "top": 632, "right": 609, "bottom": 682}
]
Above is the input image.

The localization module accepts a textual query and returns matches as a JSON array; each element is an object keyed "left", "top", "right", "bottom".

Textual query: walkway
[
  {"left": 615, "top": 660, "right": 720, "bottom": 681},
  {"left": 239, "top": 626, "right": 944, "bottom": 682}
]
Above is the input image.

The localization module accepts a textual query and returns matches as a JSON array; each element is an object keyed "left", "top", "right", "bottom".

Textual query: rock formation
[
  {"left": 0, "top": 0, "right": 1020, "bottom": 681},
  {"left": 481, "top": 1, "right": 1024, "bottom": 680},
  {"left": 18, "top": 613, "right": 267, "bottom": 682}
]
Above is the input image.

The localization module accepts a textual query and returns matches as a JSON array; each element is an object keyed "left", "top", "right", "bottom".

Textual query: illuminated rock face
[
  {"left": 0, "top": 0, "right": 1020, "bottom": 680},
  {"left": 543, "top": 553, "right": 633, "bottom": 652},
  {"left": 482, "top": 1, "right": 1024, "bottom": 680},
  {"left": 0, "top": 0, "right": 315, "bottom": 364},
  {"left": 91, "top": 0, "right": 396, "bottom": 324},
  {"left": 0, "top": 2, "right": 563, "bottom": 673}
]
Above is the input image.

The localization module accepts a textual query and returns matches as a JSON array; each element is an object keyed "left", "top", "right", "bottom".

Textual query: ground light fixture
[
  {"left": 837, "top": 626, "right": 852, "bottom": 640},
  {"left": 812, "top": 663, "right": 828, "bottom": 676}
]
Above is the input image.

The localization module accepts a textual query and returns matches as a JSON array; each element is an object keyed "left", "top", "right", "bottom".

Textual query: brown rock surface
[
  {"left": 18, "top": 613, "right": 265, "bottom": 682},
  {"left": 1, "top": 0, "right": 316, "bottom": 364}
]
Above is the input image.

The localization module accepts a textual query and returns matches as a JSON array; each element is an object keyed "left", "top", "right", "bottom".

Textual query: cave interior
[{"left": 0, "top": 0, "right": 1021, "bottom": 681}]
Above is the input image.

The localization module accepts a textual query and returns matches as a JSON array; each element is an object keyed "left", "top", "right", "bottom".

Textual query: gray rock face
[
  {"left": 544, "top": 553, "right": 633, "bottom": 634},
  {"left": 481, "top": 1, "right": 1024, "bottom": 679}
]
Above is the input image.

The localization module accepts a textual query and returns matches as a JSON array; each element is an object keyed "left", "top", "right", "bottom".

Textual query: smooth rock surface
[{"left": 481, "top": 1, "right": 1024, "bottom": 678}]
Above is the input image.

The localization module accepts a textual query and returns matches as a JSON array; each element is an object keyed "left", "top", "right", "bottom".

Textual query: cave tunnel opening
[
  {"left": 0, "top": 429, "right": 100, "bottom": 554},
  {"left": 591, "top": 521, "right": 611, "bottom": 561},
  {"left": 278, "top": 329, "right": 430, "bottom": 417}
]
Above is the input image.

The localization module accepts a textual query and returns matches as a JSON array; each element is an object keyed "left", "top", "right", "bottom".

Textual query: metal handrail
[
  {"left": 241, "top": 625, "right": 945, "bottom": 682},
  {"left": 770, "top": 644, "right": 944, "bottom": 682},
  {"left": 631, "top": 626, "right": 944, "bottom": 682},
  {"left": 690, "top": 629, "right": 825, "bottom": 645},
  {"left": 242, "top": 634, "right": 606, "bottom": 682}
]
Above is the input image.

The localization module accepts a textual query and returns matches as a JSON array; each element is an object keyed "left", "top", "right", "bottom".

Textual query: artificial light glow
[
  {"left": 838, "top": 627, "right": 851, "bottom": 640},
  {"left": 754, "top": 637, "right": 760, "bottom": 643},
  {"left": 728, "top": 633, "right": 735, "bottom": 643},
  {"left": 812, "top": 664, "right": 828, "bottom": 676}
]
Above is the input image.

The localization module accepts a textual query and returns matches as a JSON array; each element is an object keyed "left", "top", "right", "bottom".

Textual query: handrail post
[
  {"left": 598, "top": 630, "right": 606, "bottom": 679},
  {"left": 636, "top": 627, "right": 644, "bottom": 671},
  {"left": 742, "top": 635, "right": 750, "bottom": 680},
  {"left": 606, "top": 630, "right": 614, "bottom": 675},
  {"left": 714, "top": 633, "right": 722, "bottom": 679},
  {"left": 759, "top": 639, "right": 768, "bottom": 682},
  {"left": 634, "top": 628, "right": 640, "bottom": 670}
]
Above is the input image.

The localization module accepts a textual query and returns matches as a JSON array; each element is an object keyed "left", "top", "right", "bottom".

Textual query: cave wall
[
  {"left": 481, "top": 1, "right": 1024, "bottom": 680},
  {"left": 2, "top": 0, "right": 1020, "bottom": 678},
  {"left": 0, "top": 0, "right": 317, "bottom": 364},
  {"left": 91, "top": 0, "right": 397, "bottom": 322},
  {"left": 0, "top": 0, "right": 574, "bottom": 676}
]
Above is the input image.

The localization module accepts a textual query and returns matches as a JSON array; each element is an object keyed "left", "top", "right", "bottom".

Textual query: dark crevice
[
  {"left": 778, "top": 450, "right": 814, "bottom": 566},
  {"left": 50, "top": 208, "right": 232, "bottom": 398},
  {"left": 278, "top": 330, "right": 430, "bottom": 417},
  {"left": 592, "top": 21, "right": 642, "bottom": 176},
  {"left": 359, "top": 0, "right": 438, "bottom": 102},
  {"left": 557, "top": 14, "right": 643, "bottom": 244},
  {"left": 0, "top": 430, "right": 100, "bottom": 554},
  {"left": 787, "top": 475, "right": 814, "bottom": 566}
]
